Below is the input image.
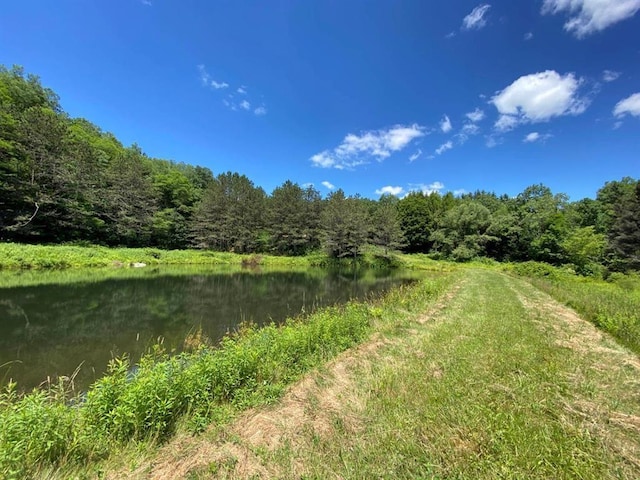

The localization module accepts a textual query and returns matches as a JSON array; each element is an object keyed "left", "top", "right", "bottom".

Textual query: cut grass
[
  {"left": 179, "top": 269, "right": 640, "bottom": 479},
  {"left": 524, "top": 275, "right": 640, "bottom": 356}
]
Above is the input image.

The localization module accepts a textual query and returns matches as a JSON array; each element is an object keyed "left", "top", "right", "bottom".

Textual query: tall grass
[
  {"left": 507, "top": 261, "right": 640, "bottom": 354},
  {"left": 0, "top": 273, "right": 455, "bottom": 478}
]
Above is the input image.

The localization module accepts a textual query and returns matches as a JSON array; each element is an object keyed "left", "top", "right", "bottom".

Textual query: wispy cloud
[
  {"left": 602, "top": 70, "right": 621, "bottom": 82},
  {"left": 440, "top": 115, "right": 452, "bottom": 133},
  {"left": 465, "top": 108, "right": 485, "bottom": 122},
  {"left": 523, "top": 132, "right": 552, "bottom": 143},
  {"left": 321, "top": 181, "right": 336, "bottom": 190},
  {"left": 311, "top": 124, "right": 426, "bottom": 169},
  {"left": 462, "top": 4, "right": 492, "bottom": 30},
  {"left": 198, "top": 65, "right": 229, "bottom": 89},
  {"left": 198, "top": 65, "right": 267, "bottom": 116},
  {"left": 541, "top": 0, "right": 640, "bottom": 38},
  {"left": 524, "top": 32, "right": 534, "bottom": 40},
  {"left": 492, "top": 70, "right": 588, "bottom": 131},
  {"left": 141, "top": 0, "right": 152, "bottom": 5},
  {"left": 375, "top": 186, "right": 405, "bottom": 196},
  {"left": 613, "top": 92, "right": 640, "bottom": 118},
  {"left": 456, "top": 123, "right": 481, "bottom": 144},
  {"left": 435, "top": 141, "right": 453, "bottom": 155},
  {"left": 409, "top": 149, "right": 423, "bottom": 162},
  {"left": 409, "top": 182, "right": 445, "bottom": 195}
]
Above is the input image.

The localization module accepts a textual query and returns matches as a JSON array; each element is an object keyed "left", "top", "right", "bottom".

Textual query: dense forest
[{"left": 1, "top": 65, "right": 638, "bottom": 273}]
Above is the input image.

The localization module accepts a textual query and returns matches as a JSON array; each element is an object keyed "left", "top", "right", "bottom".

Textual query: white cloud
[
  {"left": 613, "top": 121, "right": 623, "bottom": 130},
  {"left": 435, "top": 141, "right": 453, "bottom": 155},
  {"left": 485, "top": 136, "right": 502, "bottom": 148},
  {"left": 491, "top": 70, "right": 588, "bottom": 131},
  {"left": 462, "top": 4, "right": 492, "bottom": 30},
  {"left": 524, "top": 32, "right": 534, "bottom": 40},
  {"left": 254, "top": 106, "right": 267, "bottom": 116},
  {"left": 409, "top": 182, "right": 445, "bottom": 195},
  {"left": 310, "top": 151, "right": 335, "bottom": 168},
  {"left": 455, "top": 123, "right": 482, "bottom": 145},
  {"left": 541, "top": 0, "right": 640, "bottom": 38},
  {"left": 240, "top": 100, "right": 251, "bottom": 110},
  {"left": 141, "top": 0, "right": 152, "bottom": 5},
  {"left": 211, "top": 80, "right": 229, "bottom": 89},
  {"left": 237, "top": 86, "right": 247, "bottom": 94},
  {"left": 375, "top": 186, "right": 404, "bottom": 196},
  {"left": 494, "top": 115, "right": 520, "bottom": 132},
  {"left": 523, "top": 132, "right": 553, "bottom": 143},
  {"left": 321, "top": 181, "right": 336, "bottom": 190},
  {"left": 440, "top": 115, "right": 453, "bottom": 133},
  {"left": 197, "top": 65, "right": 229, "bottom": 89},
  {"left": 445, "top": 31, "right": 457, "bottom": 38},
  {"left": 462, "top": 123, "right": 480, "bottom": 135},
  {"left": 613, "top": 92, "right": 640, "bottom": 118},
  {"left": 409, "top": 149, "right": 423, "bottom": 162},
  {"left": 602, "top": 70, "right": 621, "bottom": 82},
  {"left": 311, "top": 124, "right": 426, "bottom": 169},
  {"left": 466, "top": 108, "right": 485, "bottom": 122}
]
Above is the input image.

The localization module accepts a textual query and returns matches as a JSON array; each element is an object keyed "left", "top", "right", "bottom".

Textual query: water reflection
[{"left": 0, "top": 267, "right": 419, "bottom": 390}]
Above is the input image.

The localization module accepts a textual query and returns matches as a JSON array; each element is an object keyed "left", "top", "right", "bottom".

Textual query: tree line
[{"left": 1, "top": 65, "right": 638, "bottom": 272}]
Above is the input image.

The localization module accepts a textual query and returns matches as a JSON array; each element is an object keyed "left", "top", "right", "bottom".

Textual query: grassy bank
[
  {"left": 0, "top": 243, "right": 414, "bottom": 271},
  {"left": 198, "top": 270, "right": 640, "bottom": 479},
  {"left": 0, "top": 272, "right": 457, "bottom": 479},
  {"left": 507, "top": 261, "right": 640, "bottom": 355},
  {"left": 0, "top": 243, "right": 304, "bottom": 270}
]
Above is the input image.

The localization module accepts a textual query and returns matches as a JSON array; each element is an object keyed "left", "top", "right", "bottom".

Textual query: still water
[{"left": 0, "top": 266, "right": 420, "bottom": 390}]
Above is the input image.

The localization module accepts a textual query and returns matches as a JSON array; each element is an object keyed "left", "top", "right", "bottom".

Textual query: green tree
[
  {"left": 268, "top": 181, "right": 322, "bottom": 255},
  {"left": 191, "top": 172, "right": 266, "bottom": 253},
  {"left": 562, "top": 226, "right": 606, "bottom": 274},
  {"left": 370, "top": 194, "right": 405, "bottom": 254},
  {"left": 430, "top": 201, "right": 496, "bottom": 261},
  {"left": 397, "top": 192, "right": 455, "bottom": 253},
  {"left": 514, "top": 184, "right": 569, "bottom": 263},
  {"left": 609, "top": 181, "right": 640, "bottom": 271},
  {"left": 321, "top": 190, "right": 369, "bottom": 258}
]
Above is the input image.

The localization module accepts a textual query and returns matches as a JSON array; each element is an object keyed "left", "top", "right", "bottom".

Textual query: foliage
[
  {"left": 321, "top": 190, "right": 370, "bottom": 258},
  {"left": 267, "top": 181, "right": 322, "bottom": 255},
  {"left": 608, "top": 181, "right": 640, "bottom": 271}
]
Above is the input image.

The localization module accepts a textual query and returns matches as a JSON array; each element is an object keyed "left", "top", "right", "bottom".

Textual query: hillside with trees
[{"left": 1, "top": 65, "right": 638, "bottom": 272}]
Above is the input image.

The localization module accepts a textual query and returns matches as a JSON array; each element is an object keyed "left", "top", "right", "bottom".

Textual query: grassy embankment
[
  {"left": 0, "top": 243, "right": 308, "bottom": 270},
  {"left": 169, "top": 269, "right": 640, "bottom": 479},
  {"left": 0, "top": 266, "right": 458, "bottom": 479},
  {"left": 507, "top": 261, "right": 640, "bottom": 355},
  {"left": 0, "top": 243, "right": 460, "bottom": 272}
]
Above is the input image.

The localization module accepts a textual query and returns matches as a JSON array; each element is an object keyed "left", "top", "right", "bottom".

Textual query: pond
[{"left": 0, "top": 266, "right": 422, "bottom": 391}]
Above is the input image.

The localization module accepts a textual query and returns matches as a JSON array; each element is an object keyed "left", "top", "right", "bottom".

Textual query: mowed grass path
[{"left": 165, "top": 269, "right": 640, "bottom": 479}]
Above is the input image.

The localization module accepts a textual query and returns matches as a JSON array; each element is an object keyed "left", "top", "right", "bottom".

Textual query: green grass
[
  {"left": 0, "top": 242, "right": 417, "bottom": 272},
  {"left": 506, "top": 261, "right": 640, "bottom": 355},
  {"left": 0, "top": 271, "right": 457, "bottom": 479},
  {"left": 0, "top": 243, "right": 313, "bottom": 270},
  {"left": 252, "top": 270, "right": 640, "bottom": 479}
]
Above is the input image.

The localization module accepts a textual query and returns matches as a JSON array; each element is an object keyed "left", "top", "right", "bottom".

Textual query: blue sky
[{"left": 1, "top": 1, "right": 639, "bottom": 200}]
